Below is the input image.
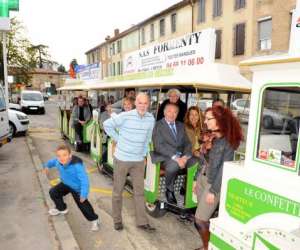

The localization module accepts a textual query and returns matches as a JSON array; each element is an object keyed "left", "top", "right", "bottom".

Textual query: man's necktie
[{"left": 170, "top": 122, "right": 177, "bottom": 139}]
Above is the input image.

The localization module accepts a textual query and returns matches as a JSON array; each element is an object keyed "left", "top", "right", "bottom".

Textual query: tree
[
  {"left": 0, "top": 18, "right": 56, "bottom": 85},
  {"left": 0, "top": 18, "right": 36, "bottom": 85},
  {"left": 30, "top": 44, "right": 51, "bottom": 69},
  {"left": 57, "top": 64, "right": 66, "bottom": 73}
]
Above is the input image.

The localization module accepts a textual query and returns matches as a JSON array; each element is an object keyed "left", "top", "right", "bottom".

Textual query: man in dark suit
[{"left": 151, "top": 103, "right": 192, "bottom": 204}]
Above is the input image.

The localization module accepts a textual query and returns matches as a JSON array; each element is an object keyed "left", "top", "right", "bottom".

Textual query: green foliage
[
  {"left": 57, "top": 64, "right": 66, "bottom": 73},
  {"left": 0, "top": 18, "right": 56, "bottom": 85}
]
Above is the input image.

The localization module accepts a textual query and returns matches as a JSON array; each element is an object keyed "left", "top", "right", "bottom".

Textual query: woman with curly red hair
[{"left": 194, "top": 106, "right": 243, "bottom": 250}]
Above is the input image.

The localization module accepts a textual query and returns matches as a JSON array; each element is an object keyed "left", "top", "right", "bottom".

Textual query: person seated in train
[
  {"left": 72, "top": 97, "right": 78, "bottom": 108},
  {"left": 111, "top": 88, "right": 136, "bottom": 110},
  {"left": 98, "top": 102, "right": 114, "bottom": 164},
  {"left": 71, "top": 96, "right": 91, "bottom": 144},
  {"left": 98, "top": 95, "right": 107, "bottom": 113},
  {"left": 193, "top": 106, "right": 243, "bottom": 250},
  {"left": 151, "top": 103, "right": 192, "bottom": 205},
  {"left": 122, "top": 97, "right": 135, "bottom": 112},
  {"left": 286, "top": 116, "right": 300, "bottom": 160},
  {"left": 86, "top": 98, "right": 93, "bottom": 114},
  {"left": 184, "top": 106, "right": 205, "bottom": 158},
  {"left": 212, "top": 98, "right": 225, "bottom": 108},
  {"left": 156, "top": 88, "right": 187, "bottom": 122}
]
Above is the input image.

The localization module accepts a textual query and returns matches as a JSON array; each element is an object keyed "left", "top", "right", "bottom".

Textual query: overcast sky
[{"left": 11, "top": 0, "right": 179, "bottom": 69}]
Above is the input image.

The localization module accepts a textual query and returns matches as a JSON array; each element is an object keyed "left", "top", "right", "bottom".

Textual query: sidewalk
[{"left": 0, "top": 137, "right": 59, "bottom": 250}]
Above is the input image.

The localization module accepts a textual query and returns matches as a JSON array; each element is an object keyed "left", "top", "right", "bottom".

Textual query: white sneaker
[
  {"left": 91, "top": 219, "right": 100, "bottom": 231},
  {"left": 48, "top": 208, "right": 68, "bottom": 216}
]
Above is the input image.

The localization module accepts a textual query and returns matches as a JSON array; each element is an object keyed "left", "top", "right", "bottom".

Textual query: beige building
[
  {"left": 86, "top": 0, "right": 296, "bottom": 79},
  {"left": 193, "top": 0, "right": 295, "bottom": 66},
  {"left": 86, "top": 40, "right": 110, "bottom": 79},
  {"left": 29, "top": 68, "right": 64, "bottom": 91}
]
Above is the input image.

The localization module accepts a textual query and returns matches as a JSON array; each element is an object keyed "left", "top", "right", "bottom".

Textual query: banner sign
[
  {"left": 225, "top": 179, "right": 300, "bottom": 224},
  {"left": 123, "top": 28, "right": 216, "bottom": 74},
  {"left": 76, "top": 63, "right": 101, "bottom": 80}
]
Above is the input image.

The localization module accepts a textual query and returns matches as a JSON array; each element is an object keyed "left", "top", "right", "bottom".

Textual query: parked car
[
  {"left": 20, "top": 90, "right": 45, "bottom": 114},
  {"left": 8, "top": 109, "right": 29, "bottom": 136},
  {"left": 0, "top": 85, "right": 11, "bottom": 147},
  {"left": 9, "top": 102, "right": 21, "bottom": 110},
  {"left": 231, "top": 98, "right": 292, "bottom": 129},
  {"left": 198, "top": 99, "right": 213, "bottom": 111}
]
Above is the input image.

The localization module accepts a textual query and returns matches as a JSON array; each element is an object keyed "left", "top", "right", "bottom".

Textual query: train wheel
[{"left": 145, "top": 201, "right": 167, "bottom": 218}]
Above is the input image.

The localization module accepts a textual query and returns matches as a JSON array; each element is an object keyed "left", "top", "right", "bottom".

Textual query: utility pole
[{"left": 0, "top": 0, "right": 19, "bottom": 107}]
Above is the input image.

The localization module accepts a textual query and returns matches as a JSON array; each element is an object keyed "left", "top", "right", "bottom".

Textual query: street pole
[
  {"left": 0, "top": 0, "right": 20, "bottom": 106},
  {"left": 2, "top": 31, "right": 9, "bottom": 107}
]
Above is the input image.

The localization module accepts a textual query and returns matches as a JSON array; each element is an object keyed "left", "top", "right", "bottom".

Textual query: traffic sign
[{"left": 0, "top": 0, "right": 19, "bottom": 17}]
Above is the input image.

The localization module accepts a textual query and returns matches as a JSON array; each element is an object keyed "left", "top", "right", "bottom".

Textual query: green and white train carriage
[
  {"left": 57, "top": 80, "right": 94, "bottom": 151},
  {"left": 85, "top": 63, "right": 251, "bottom": 217}
]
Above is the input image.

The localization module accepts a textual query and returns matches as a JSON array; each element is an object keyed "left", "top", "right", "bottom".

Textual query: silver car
[{"left": 231, "top": 98, "right": 291, "bottom": 129}]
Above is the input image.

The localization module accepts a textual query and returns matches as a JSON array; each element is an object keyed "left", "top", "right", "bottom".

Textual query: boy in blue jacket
[{"left": 43, "top": 144, "right": 99, "bottom": 231}]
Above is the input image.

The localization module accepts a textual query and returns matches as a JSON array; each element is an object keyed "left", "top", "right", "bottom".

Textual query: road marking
[
  {"left": 29, "top": 127, "right": 59, "bottom": 133},
  {"left": 30, "top": 134, "right": 61, "bottom": 141},
  {"left": 91, "top": 187, "right": 131, "bottom": 197},
  {"left": 87, "top": 167, "right": 98, "bottom": 174},
  {"left": 94, "top": 240, "right": 103, "bottom": 247}
]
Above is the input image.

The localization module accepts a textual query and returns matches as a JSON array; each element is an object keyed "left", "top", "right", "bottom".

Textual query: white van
[
  {"left": 21, "top": 90, "right": 45, "bottom": 114},
  {"left": 0, "top": 85, "right": 11, "bottom": 147}
]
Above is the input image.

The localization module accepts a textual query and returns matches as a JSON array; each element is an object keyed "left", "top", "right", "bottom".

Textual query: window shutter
[
  {"left": 215, "top": 30, "right": 222, "bottom": 59},
  {"left": 234, "top": 23, "right": 245, "bottom": 55},
  {"left": 198, "top": 0, "right": 206, "bottom": 23}
]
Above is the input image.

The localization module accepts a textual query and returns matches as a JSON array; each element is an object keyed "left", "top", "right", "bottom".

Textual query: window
[
  {"left": 215, "top": 29, "right": 222, "bottom": 59},
  {"left": 213, "top": 0, "right": 222, "bottom": 17},
  {"left": 198, "top": 0, "right": 206, "bottom": 23},
  {"left": 258, "top": 18, "right": 272, "bottom": 50},
  {"left": 112, "top": 63, "right": 116, "bottom": 76},
  {"left": 171, "top": 13, "right": 177, "bottom": 33},
  {"left": 256, "top": 87, "right": 300, "bottom": 172},
  {"left": 0, "top": 87, "right": 6, "bottom": 111},
  {"left": 234, "top": 23, "right": 245, "bottom": 56},
  {"left": 117, "top": 40, "right": 122, "bottom": 53},
  {"left": 141, "top": 28, "right": 146, "bottom": 45},
  {"left": 111, "top": 43, "right": 115, "bottom": 56},
  {"left": 117, "top": 61, "right": 122, "bottom": 75},
  {"left": 235, "top": 0, "right": 245, "bottom": 10},
  {"left": 150, "top": 23, "right": 155, "bottom": 42},
  {"left": 108, "top": 63, "right": 112, "bottom": 76},
  {"left": 160, "top": 18, "right": 165, "bottom": 37}
]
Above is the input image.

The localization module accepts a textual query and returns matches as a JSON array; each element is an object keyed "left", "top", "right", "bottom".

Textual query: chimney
[{"left": 114, "top": 29, "right": 120, "bottom": 37}]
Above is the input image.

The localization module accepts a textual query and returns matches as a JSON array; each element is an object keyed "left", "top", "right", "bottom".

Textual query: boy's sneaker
[
  {"left": 48, "top": 208, "right": 68, "bottom": 216},
  {"left": 91, "top": 219, "right": 100, "bottom": 231}
]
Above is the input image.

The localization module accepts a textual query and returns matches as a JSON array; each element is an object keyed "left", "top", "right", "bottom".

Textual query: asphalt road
[{"left": 27, "top": 99, "right": 200, "bottom": 250}]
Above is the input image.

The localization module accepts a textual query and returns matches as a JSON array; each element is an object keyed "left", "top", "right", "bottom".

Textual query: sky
[{"left": 11, "top": 0, "right": 179, "bottom": 69}]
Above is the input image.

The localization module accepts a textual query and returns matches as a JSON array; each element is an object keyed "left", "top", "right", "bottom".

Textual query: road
[{"left": 27, "top": 100, "right": 200, "bottom": 250}]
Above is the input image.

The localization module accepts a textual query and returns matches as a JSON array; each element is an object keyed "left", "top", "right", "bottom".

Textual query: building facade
[
  {"left": 29, "top": 68, "right": 65, "bottom": 91},
  {"left": 85, "top": 0, "right": 296, "bottom": 79}
]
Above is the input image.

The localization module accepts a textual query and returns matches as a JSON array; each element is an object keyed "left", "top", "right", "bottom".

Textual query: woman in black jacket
[{"left": 194, "top": 106, "right": 243, "bottom": 250}]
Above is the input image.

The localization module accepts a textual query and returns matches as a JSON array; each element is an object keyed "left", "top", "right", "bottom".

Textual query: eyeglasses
[{"left": 205, "top": 117, "right": 215, "bottom": 121}]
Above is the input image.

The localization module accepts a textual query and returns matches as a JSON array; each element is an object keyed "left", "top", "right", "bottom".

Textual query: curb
[{"left": 26, "top": 136, "right": 80, "bottom": 250}]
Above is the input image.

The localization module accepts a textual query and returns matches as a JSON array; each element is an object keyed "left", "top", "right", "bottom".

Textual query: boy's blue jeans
[{"left": 49, "top": 182, "right": 98, "bottom": 221}]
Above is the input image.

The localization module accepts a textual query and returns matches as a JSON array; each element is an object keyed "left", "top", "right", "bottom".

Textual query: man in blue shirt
[
  {"left": 43, "top": 145, "right": 99, "bottom": 231},
  {"left": 103, "top": 93, "right": 155, "bottom": 232}
]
